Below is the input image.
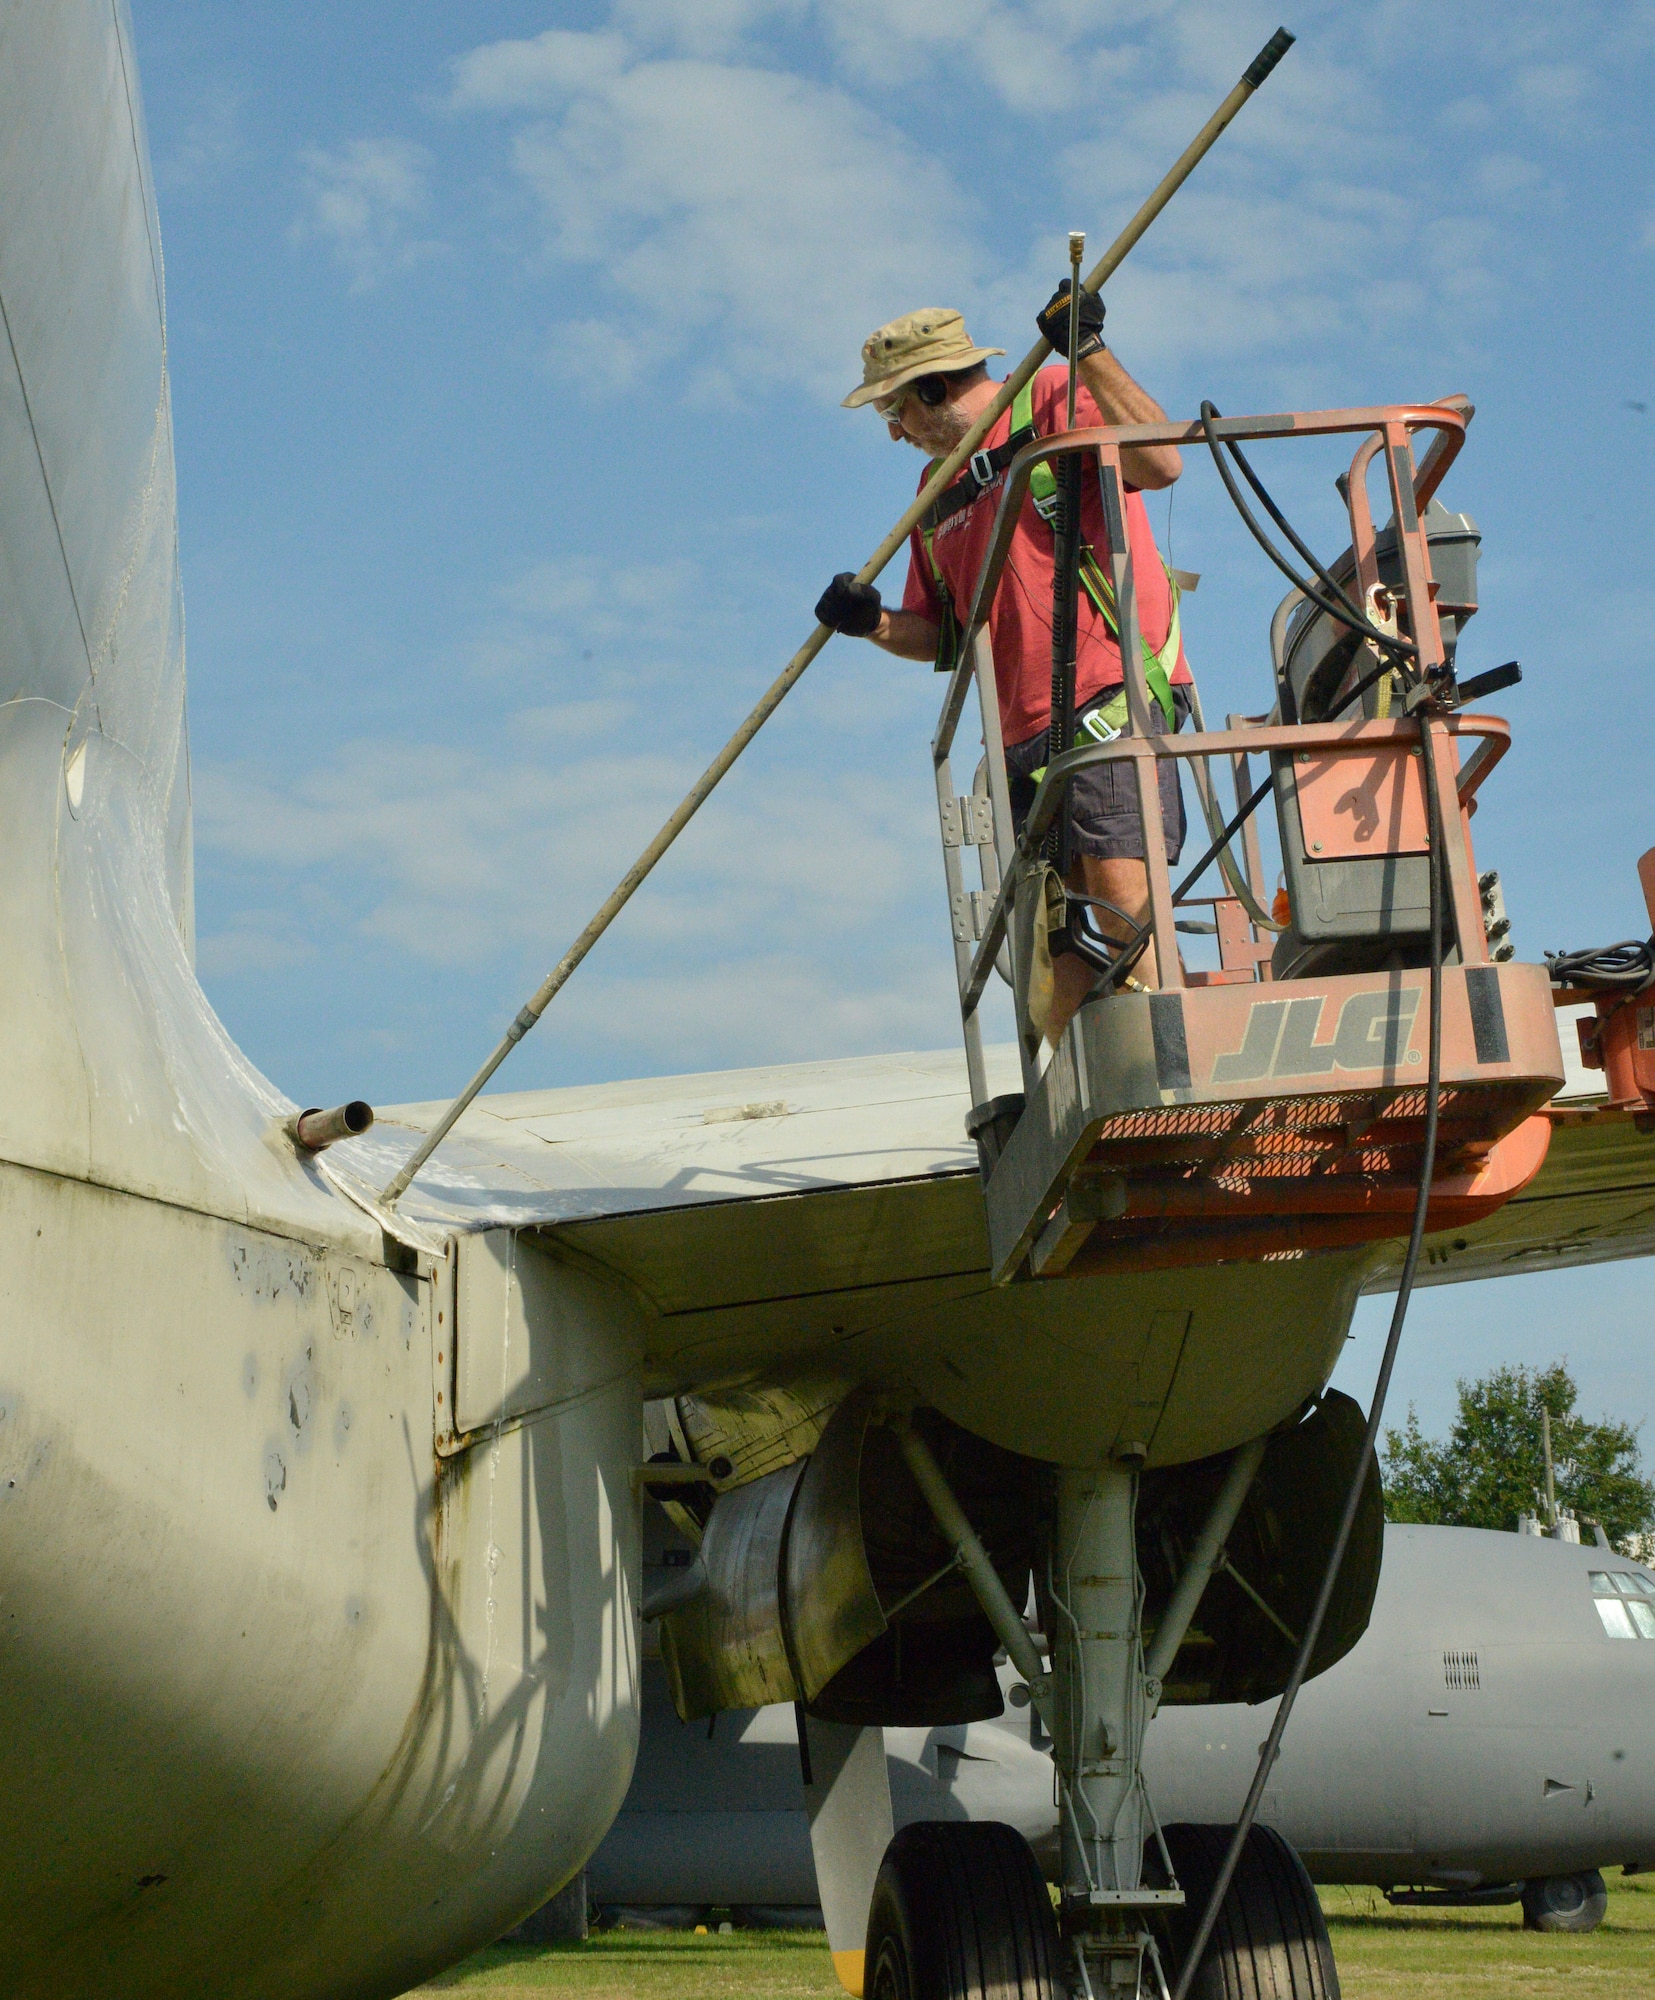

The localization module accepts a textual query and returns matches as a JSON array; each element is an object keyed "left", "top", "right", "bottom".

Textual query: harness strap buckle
[{"left": 968, "top": 447, "right": 997, "bottom": 491}]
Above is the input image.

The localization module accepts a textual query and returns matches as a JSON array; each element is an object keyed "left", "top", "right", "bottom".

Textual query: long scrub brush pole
[
  {"left": 379, "top": 28, "right": 1297, "bottom": 1210},
  {"left": 1065, "top": 230, "right": 1084, "bottom": 428}
]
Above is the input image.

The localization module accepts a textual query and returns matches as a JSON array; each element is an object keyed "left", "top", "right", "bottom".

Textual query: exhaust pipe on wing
[{"left": 287, "top": 1101, "right": 375, "bottom": 1153}]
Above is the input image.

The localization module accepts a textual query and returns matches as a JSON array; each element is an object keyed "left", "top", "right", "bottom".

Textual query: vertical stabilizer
[{"left": 0, "top": 3, "right": 314, "bottom": 1223}]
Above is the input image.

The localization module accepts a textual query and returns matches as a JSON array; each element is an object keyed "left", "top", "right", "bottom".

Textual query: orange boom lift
[{"left": 936, "top": 395, "right": 1562, "bottom": 1284}]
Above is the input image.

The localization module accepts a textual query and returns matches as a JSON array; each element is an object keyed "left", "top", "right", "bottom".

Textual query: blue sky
[{"left": 131, "top": 0, "right": 1655, "bottom": 1441}]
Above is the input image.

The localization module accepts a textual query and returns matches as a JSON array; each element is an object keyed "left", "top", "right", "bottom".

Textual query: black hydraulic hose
[
  {"left": 1201, "top": 395, "right": 1415, "bottom": 656},
  {"left": 1198, "top": 402, "right": 1418, "bottom": 670},
  {"left": 1223, "top": 425, "right": 1371, "bottom": 630},
  {"left": 1067, "top": 891, "right": 1142, "bottom": 943},
  {"left": 1324, "top": 655, "right": 1396, "bottom": 722},
  {"left": 1545, "top": 938, "right": 1655, "bottom": 992},
  {"left": 1169, "top": 714, "right": 1447, "bottom": 2000}
]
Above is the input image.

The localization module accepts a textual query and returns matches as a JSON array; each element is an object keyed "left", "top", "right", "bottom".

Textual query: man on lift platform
[{"left": 817, "top": 290, "right": 1189, "bottom": 1042}]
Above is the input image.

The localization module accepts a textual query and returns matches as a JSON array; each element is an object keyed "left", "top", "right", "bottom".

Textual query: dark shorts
[{"left": 1005, "top": 683, "right": 1190, "bottom": 862}]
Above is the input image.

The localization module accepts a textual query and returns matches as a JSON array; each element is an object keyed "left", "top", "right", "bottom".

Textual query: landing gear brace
[{"left": 794, "top": 1415, "right": 1285, "bottom": 1997}]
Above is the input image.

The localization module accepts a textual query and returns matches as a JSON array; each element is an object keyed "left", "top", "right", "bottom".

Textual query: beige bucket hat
[{"left": 842, "top": 307, "right": 1004, "bottom": 409}]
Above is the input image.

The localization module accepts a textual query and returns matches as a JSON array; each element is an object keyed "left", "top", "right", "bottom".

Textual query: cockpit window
[{"left": 1590, "top": 1570, "right": 1655, "bottom": 1638}]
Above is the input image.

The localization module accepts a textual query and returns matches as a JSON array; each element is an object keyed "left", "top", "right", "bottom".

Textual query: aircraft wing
[
  {"left": 358, "top": 1044, "right": 1015, "bottom": 1234},
  {"left": 341, "top": 1045, "right": 1015, "bottom": 1390},
  {"left": 1363, "top": 1004, "right": 1655, "bottom": 1293},
  {"left": 347, "top": 1012, "right": 1655, "bottom": 1390}
]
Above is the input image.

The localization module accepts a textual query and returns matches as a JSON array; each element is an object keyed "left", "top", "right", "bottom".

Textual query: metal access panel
[
  {"left": 1274, "top": 743, "right": 1434, "bottom": 943},
  {"left": 453, "top": 1228, "right": 643, "bottom": 1438},
  {"left": 1270, "top": 495, "right": 1484, "bottom": 954}
]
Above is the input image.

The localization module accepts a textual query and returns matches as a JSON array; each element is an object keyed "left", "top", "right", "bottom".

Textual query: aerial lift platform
[{"left": 932, "top": 395, "right": 1563, "bottom": 1289}]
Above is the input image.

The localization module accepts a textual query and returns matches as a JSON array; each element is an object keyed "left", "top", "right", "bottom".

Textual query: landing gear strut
[
  {"left": 896, "top": 1431, "right": 1182, "bottom": 1996},
  {"left": 1045, "top": 1465, "right": 1182, "bottom": 1997},
  {"left": 891, "top": 1427, "right": 1341, "bottom": 1999}
]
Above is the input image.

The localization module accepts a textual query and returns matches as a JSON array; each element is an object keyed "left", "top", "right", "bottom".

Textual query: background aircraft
[{"left": 582, "top": 1519, "right": 1655, "bottom": 1935}]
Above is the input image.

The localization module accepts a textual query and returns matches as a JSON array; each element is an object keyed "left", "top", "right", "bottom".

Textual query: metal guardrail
[{"left": 927, "top": 399, "right": 1496, "bottom": 1104}]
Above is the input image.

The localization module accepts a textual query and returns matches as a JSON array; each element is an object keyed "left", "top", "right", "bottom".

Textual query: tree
[{"left": 1382, "top": 1361, "right": 1655, "bottom": 1554}]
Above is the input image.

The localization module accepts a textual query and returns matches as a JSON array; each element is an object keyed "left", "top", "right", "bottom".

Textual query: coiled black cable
[{"left": 1545, "top": 938, "right": 1655, "bottom": 992}]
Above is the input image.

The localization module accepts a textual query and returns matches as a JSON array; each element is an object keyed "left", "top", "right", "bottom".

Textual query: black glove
[
  {"left": 816, "top": 571, "right": 883, "bottom": 637},
  {"left": 1037, "top": 279, "right": 1105, "bottom": 360}
]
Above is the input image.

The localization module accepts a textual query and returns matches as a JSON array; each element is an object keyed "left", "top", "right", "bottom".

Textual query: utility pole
[{"left": 1542, "top": 1403, "right": 1559, "bottom": 1531}]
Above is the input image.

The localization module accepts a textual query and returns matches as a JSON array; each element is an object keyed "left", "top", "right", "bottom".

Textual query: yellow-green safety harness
[{"left": 920, "top": 377, "right": 1182, "bottom": 739}]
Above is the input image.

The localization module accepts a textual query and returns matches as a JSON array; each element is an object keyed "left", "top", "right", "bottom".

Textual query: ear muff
[{"left": 915, "top": 374, "right": 949, "bottom": 407}]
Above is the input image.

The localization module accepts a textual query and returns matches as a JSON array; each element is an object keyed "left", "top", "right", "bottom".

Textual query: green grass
[
  {"left": 402, "top": 1877, "right": 1655, "bottom": 1998},
  {"left": 402, "top": 1928, "right": 840, "bottom": 2000},
  {"left": 1320, "top": 1875, "right": 1655, "bottom": 1998}
]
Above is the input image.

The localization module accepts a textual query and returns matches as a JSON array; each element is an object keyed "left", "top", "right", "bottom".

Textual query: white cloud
[
  {"left": 975, "top": 166, "right": 1430, "bottom": 381},
  {"left": 451, "top": 28, "right": 632, "bottom": 106},
  {"left": 192, "top": 518, "right": 969, "bottom": 1067},
  {"left": 198, "top": 732, "right": 929, "bottom": 966},
  {"left": 614, "top": 0, "right": 811, "bottom": 61},
  {"left": 291, "top": 137, "right": 440, "bottom": 291},
  {"left": 500, "top": 552, "right": 700, "bottom": 628},
  {"left": 1474, "top": 153, "right": 1547, "bottom": 201},
  {"left": 190, "top": 720, "right": 955, "bottom": 1104},
  {"left": 586, "top": 0, "right": 1167, "bottom": 117},
  {"left": 452, "top": 29, "right": 981, "bottom": 400},
  {"left": 541, "top": 946, "right": 959, "bottom": 1067},
  {"left": 197, "top": 538, "right": 932, "bottom": 950},
  {"left": 1508, "top": 60, "right": 1593, "bottom": 126},
  {"left": 818, "top": 0, "right": 1129, "bottom": 115},
  {"left": 196, "top": 913, "right": 319, "bottom": 980},
  {"left": 191, "top": 715, "right": 969, "bottom": 1076},
  {"left": 156, "top": 87, "right": 244, "bottom": 194},
  {"left": 198, "top": 704, "right": 990, "bottom": 1067},
  {"left": 459, "top": 551, "right": 716, "bottom": 687},
  {"left": 535, "top": 315, "right": 676, "bottom": 395},
  {"left": 445, "top": 2, "right": 1542, "bottom": 405},
  {"left": 512, "top": 698, "right": 637, "bottom": 743}
]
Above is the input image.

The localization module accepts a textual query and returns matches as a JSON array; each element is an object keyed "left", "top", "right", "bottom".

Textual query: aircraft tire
[
  {"left": 864, "top": 1821, "right": 1060, "bottom": 2000},
  {"left": 1154, "top": 1822, "right": 1339, "bottom": 2000},
  {"left": 1521, "top": 1871, "right": 1608, "bottom": 1933}
]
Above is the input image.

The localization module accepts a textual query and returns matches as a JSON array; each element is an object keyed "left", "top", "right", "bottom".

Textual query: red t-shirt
[{"left": 902, "top": 366, "right": 1189, "bottom": 749}]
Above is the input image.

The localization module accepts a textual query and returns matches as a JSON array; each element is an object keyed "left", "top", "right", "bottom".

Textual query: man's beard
[{"left": 916, "top": 400, "right": 974, "bottom": 455}]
